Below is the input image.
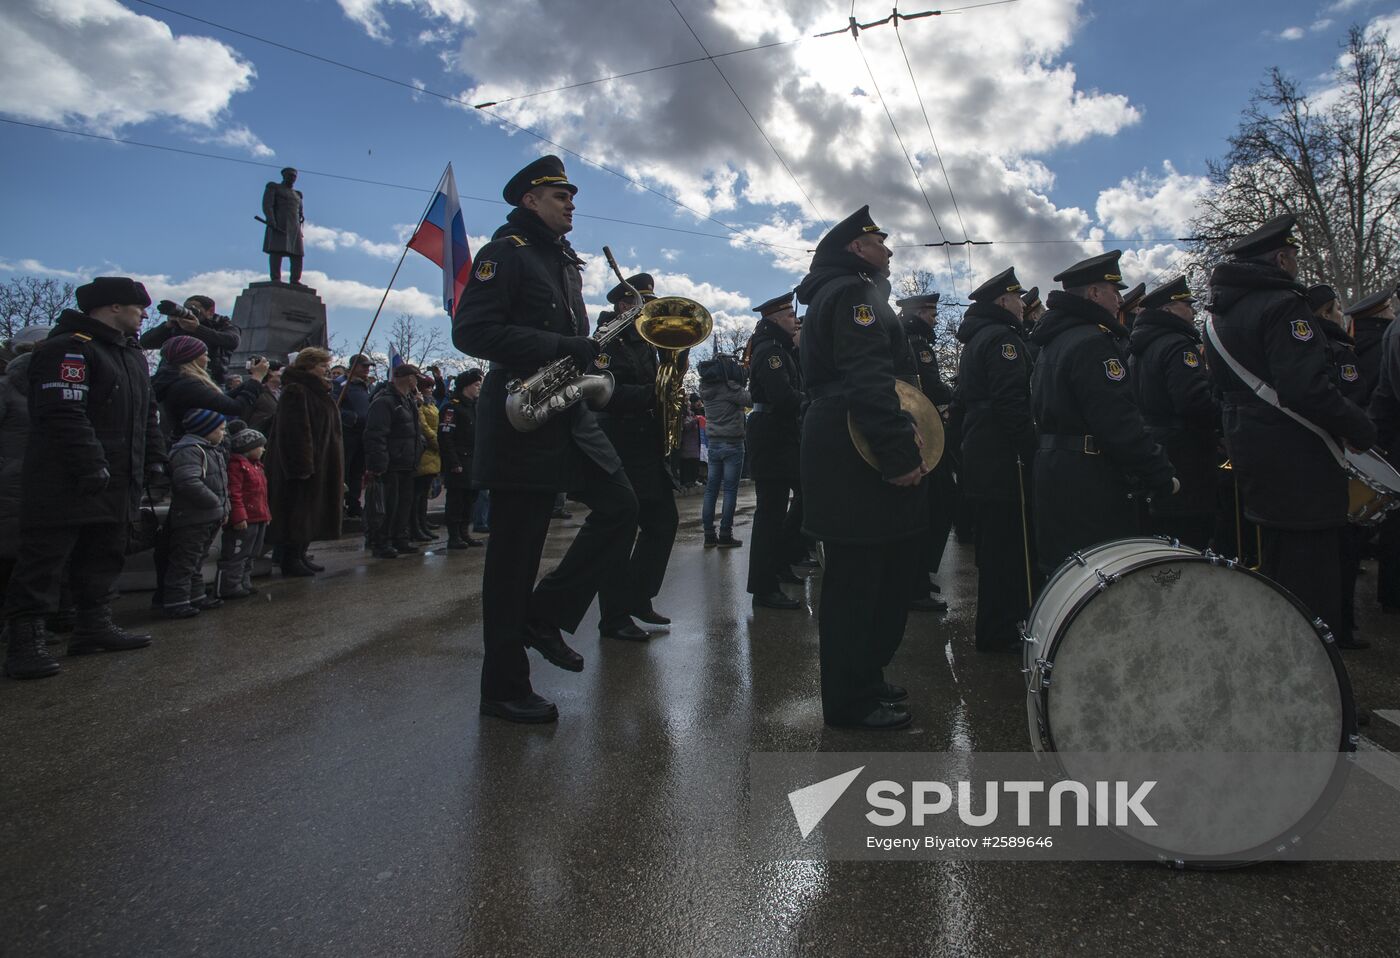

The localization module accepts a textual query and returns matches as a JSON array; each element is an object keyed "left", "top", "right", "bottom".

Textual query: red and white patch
[{"left": 59, "top": 357, "right": 86, "bottom": 384}]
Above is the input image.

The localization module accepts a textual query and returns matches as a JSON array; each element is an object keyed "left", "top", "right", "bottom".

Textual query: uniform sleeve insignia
[
  {"left": 767, "top": 354, "right": 782, "bottom": 369},
  {"left": 59, "top": 353, "right": 87, "bottom": 384},
  {"left": 474, "top": 260, "right": 497, "bottom": 282},
  {"left": 594, "top": 353, "right": 610, "bottom": 369},
  {"left": 1001, "top": 343, "right": 1018, "bottom": 361},
  {"left": 1290, "top": 319, "right": 1314, "bottom": 341},
  {"left": 1342, "top": 364, "right": 1360, "bottom": 382},
  {"left": 853, "top": 304, "right": 876, "bottom": 327},
  {"left": 1183, "top": 350, "right": 1200, "bottom": 368},
  {"left": 1103, "top": 358, "right": 1126, "bottom": 381},
  {"left": 919, "top": 350, "right": 934, "bottom": 364}
]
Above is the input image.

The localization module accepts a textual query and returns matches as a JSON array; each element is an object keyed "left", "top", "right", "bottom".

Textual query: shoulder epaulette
[
  {"left": 72, "top": 332, "right": 93, "bottom": 342},
  {"left": 507, "top": 235, "right": 530, "bottom": 247}
]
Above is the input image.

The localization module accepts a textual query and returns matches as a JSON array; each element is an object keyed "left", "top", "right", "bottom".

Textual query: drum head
[{"left": 1044, "top": 558, "right": 1353, "bottom": 862}]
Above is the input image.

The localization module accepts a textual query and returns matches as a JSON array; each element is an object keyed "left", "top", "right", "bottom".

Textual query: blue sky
[{"left": 1, "top": 0, "right": 1396, "bottom": 362}]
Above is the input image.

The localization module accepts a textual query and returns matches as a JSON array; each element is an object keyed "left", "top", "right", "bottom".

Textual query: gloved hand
[
  {"left": 146, "top": 463, "right": 166, "bottom": 484},
  {"left": 77, "top": 468, "right": 110, "bottom": 495},
  {"left": 556, "top": 335, "right": 601, "bottom": 370}
]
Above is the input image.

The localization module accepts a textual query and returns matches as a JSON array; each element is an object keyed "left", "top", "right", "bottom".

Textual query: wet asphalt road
[{"left": 4, "top": 486, "right": 1400, "bottom": 957}]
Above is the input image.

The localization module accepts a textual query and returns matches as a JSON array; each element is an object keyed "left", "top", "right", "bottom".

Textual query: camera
[
  {"left": 245, "top": 356, "right": 266, "bottom": 372},
  {"left": 156, "top": 300, "right": 197, "bottom": 322}
]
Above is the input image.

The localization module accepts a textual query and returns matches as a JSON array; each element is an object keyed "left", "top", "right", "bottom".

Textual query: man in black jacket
[
  {"left": 746, "top": 292, "right": 805, "bottom": 610},
  {"left": 900, "top": 292, "right": 954, "bottom": 614},
  {"left": 138, "top": 294, "right": 241, "bottom": 386},
  {"left": 1127, "top": 276, "right": 1219, "bottom": 550},
  {"left": 955, "top": 266, "right": 1038, "bottom": 652},
  {"left": 4, "top": 277, "right": 166, "bottom": 679},
  {"left": 797, "top": 206, "right": 928, "bottom": 730},
  {"left": 1030, "top": 251, "right": 1177, "bottom": 574},
  {"left": 453, "top": 155, "right": 636, "bottom": 724},
  {"left": 363, "top": 363, "right": 426, "bottom": 558},
  {"left": 439, "top": 368, "right": 482, "bottom": 549},
  {"left": 1204, "top": 214, "right": 1376, "bottom": 637},
  {"left": 334, "top": 354, "right": 373, "bottom": 517},
  {"left": 593, "top": 274, "right": 677, "bottom": 641}
]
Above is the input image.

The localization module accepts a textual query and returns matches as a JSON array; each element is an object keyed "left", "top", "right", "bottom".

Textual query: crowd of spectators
[{"left": 1, "top": 277, "right": 488, "bottom": 681}]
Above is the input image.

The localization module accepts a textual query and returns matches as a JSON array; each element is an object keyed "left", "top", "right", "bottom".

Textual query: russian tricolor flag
[{"left": 407, "top": 163, "right": 472, "bottom": 315}]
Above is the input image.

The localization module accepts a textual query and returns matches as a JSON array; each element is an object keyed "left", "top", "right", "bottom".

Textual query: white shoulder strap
[{"left": 1203, "top": 315, "right": 1347, "bottom": 469}]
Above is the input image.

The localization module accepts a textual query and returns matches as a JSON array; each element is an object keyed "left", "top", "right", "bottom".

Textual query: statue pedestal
[{"left": 230, "top": 282, "right": 328, "bottom": 367}]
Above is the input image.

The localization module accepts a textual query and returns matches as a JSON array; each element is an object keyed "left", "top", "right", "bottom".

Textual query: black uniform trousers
[
  {"left": 913, "top": 465, "right": 957, "bottom": 597},
  {"left": 598, "top": 485, "right": 678, "bottom": 629},
  {"left": 5, "top": 522, "right": 127, "bottom": 622},
  {"left": 443, "top": 483, "right": 477, "bottom": 532},
  {"left": 972, "top": 500, "right": 1035, "bottom": 651},
  {"left": 480, "top": 461, "right": 637, "bottom": 702},
  {"left": 1260, "top": 526, "right": 1343, "bottom": 637},
  {"left": 343, "top": 428, "right": 365, "bottom": 513},
  {"left": 369, "top": 471, "right": 415, "bottom": 548},
  {"left": 1339, "top": 526, "right": 1362, "bottom": 640},
  {"left": 782, "top": 488, "right": 809, "bottom": 564},
  {"left": 819, "top": 535, "right": 920, "bottom": 724},
  {"left": 1377, "top": 512, "right": 1400, "bottom": 609},
  {"left": 748, "top": 479, "right": 798, "bottom": 595}
]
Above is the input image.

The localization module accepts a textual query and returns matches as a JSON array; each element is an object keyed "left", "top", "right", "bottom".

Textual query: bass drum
[{"left": 1023, "top": 538, "right": 1356, "bottom": 867}]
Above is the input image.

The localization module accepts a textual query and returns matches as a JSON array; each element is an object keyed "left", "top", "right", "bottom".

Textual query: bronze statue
[{"left": 262, "top": 167, "right": 305, "bottom": 285}]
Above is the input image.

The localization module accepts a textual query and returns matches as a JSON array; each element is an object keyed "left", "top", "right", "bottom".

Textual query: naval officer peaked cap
[
  {"left": 1053, "top": 250, "right": 1129, "bottom": 290},
  {"left": 503, "top": 155, "right": 578, "bottom": 206}
]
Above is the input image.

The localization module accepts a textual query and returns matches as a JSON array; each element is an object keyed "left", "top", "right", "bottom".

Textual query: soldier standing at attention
[
  {"left": 796, "top": 206, "right": 927, "bottom": 730},
  {"left": 1204, "top": 215, "right": 1375, "bottom": 641},
  {"left": 899, "top": 293, "right": 953, "bottom": 613},
  {"left": 1029, "top": 251, "right": 1177, "bottom": 574},
  {"left": 1126, "top": 276, "right": 1220, "bottom": 550},
  {"left": 746, "top": 292, "right": 805, "bottom": 611},
  {"left": 955, "top": 267, "right": 1039, "bottom": 652},
  {"left": 453, "top": 155, "right": 637, "bottom": 724}
]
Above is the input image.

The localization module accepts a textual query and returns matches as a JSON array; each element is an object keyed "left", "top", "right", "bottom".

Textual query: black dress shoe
[
  {"left": 633, "top": 606, "right": 671, "bottom": 625},
  {"left": 372, "top": 547, "right": 400, "bottom": 559},
  {"left": 828, "top": 706, "right": 913, "bottom": 730},
  {"left": 776, "top": 569, "right": 803, "bottom": 585},
  {"left": 480, "top": 693, "right": 559, "bottom": 724},
  {"left": 301, "top": 555, "right": 325, "bottom": 572},
  {"left": 601, "top": 622, "right": 649, "bottom": 642},
  {"left": 879, "top": 682, "right": 909, "bottom": 703},
  {"left": 525, "top": 621, "right": 585, "bottom": 672},
  {"left": 753, "top": 591, "right": 801, "bottom": 610},
  {"left": 394, "top": 542, "right": 421, "bottom": 555},
  {"left": 909, "top": 595, "right": 949, "bottom": 613}
]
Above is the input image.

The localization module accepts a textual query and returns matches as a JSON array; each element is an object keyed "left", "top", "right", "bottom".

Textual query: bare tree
[
  {"left": 0, "top": 276, "right": 75, "bottom": 341},
  {"left": 1190, "top": 26, "right": 1400, "bottom": 300},
  {"left": 893, "top": 268, "right": 964, "bottom": 384},
  {"left": 707, "top": 318, "right": 752, "bottom": 361},
  {"left": 383, "top": 312, "right": 449, "bottom": 369}
]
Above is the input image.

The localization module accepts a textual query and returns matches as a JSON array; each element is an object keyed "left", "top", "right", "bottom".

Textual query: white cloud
[
  {"left": 1326, "top": 0, "right": 1379, "bottom": 12},
  {"left": 0, "top": 258, "right": 86, "bottom": 281},
  {"left": 1279, "top": 26, "right": 1307, "bottom": 41},
  {"left": 1095, "top": 161, "right": 1211, "bottom": 240},
  {"left": 203, "top": 124, "right": 275, "bottom": 159},
  {"left": 303, "top": 223, "right": 403, "bottom": 260},
  {"left": 0, "top": 0, "right": 257, "bottom": 133},
  {"left": 336, "top": 0, "right": 476, "bottom": 41}
]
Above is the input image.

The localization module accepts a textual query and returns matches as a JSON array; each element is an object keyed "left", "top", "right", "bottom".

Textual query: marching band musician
[
  {"left": 1126, "top": 276, "right": 1220, "bottom": 550},
  {"left": 1118, "top": 282, "right": 1146, "bottom": 332},
  {"left": 1029, "top": 250, "right": 1178, "bottom": 575},
  {"left": 1203, "top": 215, "right": 1375, "bottom": 647},
  {"left": 899, "top": 293, "right": 953, "bottom": 613},
  {"left": 746, "top": 292, "right": 805, "bottom": 611},
  {"left": 796, "top": 206, "right": 926, "bottom": 730},
  {"left": 593, "top": 274, "right": 680, "bottom": 642},
  {"left": 452, "top": 155, "right": 638, "bottom": 724},
  {"left": 955, "top": 267, "right": 1038, "bottom": 653}
]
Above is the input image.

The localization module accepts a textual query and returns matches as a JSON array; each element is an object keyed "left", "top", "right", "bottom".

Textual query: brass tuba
[{"left": 603, "top": 250, "right": 712, "bottom": 454}]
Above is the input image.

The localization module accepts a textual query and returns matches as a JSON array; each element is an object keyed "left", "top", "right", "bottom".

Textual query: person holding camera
[
  {"left": 4, "top": 277, "right": 166, "bottom": 679},
  {"left": 151, "top": 334, "right": 266, "bottom": 442},
  {"left": 139, "top": 296, "right": 241, "bottom": 385},
  {"left": 698, "top": 352, "right": 750, "bottom": 547}
]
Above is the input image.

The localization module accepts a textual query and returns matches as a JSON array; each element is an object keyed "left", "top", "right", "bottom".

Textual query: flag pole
[{"left": 338, "top": 164, "right": 449, "bottom": 408}]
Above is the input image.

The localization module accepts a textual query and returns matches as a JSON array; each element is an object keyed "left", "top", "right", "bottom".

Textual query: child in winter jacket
[
  {"left": 217, "top": 420, "right": 270, "bottom": 599},
  {"left": 163, "top": 409, "right": 230, "bottom": 618}
]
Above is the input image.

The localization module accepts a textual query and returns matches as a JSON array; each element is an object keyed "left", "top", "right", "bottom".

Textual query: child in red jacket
[{"left": 216, "top": 421, "right": 271, "bottom": 599}]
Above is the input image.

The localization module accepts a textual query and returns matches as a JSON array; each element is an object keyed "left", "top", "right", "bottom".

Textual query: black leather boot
[
  {"left": 68, "top": 608, "right": 152, "bottom": 656},
  {"left": 3, "top": 619, "right": 61, "bottom": 679}
]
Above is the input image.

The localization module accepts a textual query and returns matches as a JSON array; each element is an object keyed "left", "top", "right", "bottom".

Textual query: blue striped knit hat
[{"left": 182, "top": 408, "right": 227, "bottom": 438}]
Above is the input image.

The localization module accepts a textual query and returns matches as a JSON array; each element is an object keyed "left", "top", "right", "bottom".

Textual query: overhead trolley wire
[{"left": 666, "top": 0, "right": 830, "bottom": 229}]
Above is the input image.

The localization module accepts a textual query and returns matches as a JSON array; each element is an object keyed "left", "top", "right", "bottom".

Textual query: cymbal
[{"left": 848, "top": 379, "right": 944, "bottom": 474}]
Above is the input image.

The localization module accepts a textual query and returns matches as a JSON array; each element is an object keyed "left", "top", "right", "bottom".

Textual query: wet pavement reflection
[{"left": 3, "top": 486, "right": 1400, "bottom": 956}]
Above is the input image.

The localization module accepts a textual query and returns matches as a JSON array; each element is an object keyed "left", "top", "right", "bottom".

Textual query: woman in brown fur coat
[{"left": 266, "top": 347, "right": 344, "bottom": 575}]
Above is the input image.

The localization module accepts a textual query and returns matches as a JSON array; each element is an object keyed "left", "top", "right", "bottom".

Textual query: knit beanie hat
[
  {"left": 229, "top": 424, "right": 267, "bottom": 453},
  {"left": 161, "top": 335, "right": 208, "bottom": 365},
  {"left": 182, "top": 408, "right": 227, "bottom": 438}
]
